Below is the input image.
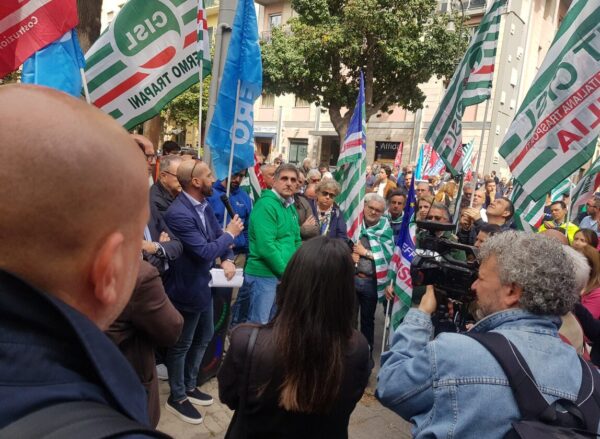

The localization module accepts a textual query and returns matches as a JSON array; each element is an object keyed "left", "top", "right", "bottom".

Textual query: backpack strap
[
  {"left": 575, "top": 357, "right": 600, "bottom": 431},
  {"left": 0, "top": 401, "right": 171, "bottom": 439},
  {"left": 466, "top": 332, "right": 558, "bottom": 421}
]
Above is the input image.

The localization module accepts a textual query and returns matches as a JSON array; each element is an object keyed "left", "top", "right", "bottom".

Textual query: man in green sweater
[{"left": 244, "top": 164, "right": 302, "bottom": 323}]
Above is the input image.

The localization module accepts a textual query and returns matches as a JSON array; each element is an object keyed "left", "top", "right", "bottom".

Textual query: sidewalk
[{"left": 157, "top": 305, "right": 412, "bottom": 438}]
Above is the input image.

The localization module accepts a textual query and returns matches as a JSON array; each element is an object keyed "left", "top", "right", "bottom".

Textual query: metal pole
[
  {"left": 472, "top": 98, "right": 490, "bottom": 189},
  {"left": 381, "top": 297, "right": 391, "bottom": 355},
  {"left": 223, "top": 79, "right": 242, "bottom": 228},
  {"left": 80, "top": 68, "right": 91, "bottom": 104},
  {"left": 203, "top": 0, "right": 238, "bottom": 165},
  {"left": 197, "top": 59, "right": 203, "bottom": 156}
]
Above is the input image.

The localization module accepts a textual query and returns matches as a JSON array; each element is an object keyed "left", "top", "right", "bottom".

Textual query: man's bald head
[{"left": 0, "top": 85, "right": 149, "bottom": 328}]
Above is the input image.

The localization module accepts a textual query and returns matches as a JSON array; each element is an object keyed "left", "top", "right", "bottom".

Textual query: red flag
[
  {"left": 393, "top": 141, "right": 404, "bottom": 169},
  {"left": 0, "top": 0, "right": 78, "bottom": 78}
]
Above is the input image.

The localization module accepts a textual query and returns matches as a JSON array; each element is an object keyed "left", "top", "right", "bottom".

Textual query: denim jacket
[{"left": 377, "top": 308, "right": 593, "bottom": 439}]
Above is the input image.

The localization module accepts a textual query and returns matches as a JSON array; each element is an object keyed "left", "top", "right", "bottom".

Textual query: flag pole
[
  {"left": 80, "top": 68, "right": 91, "bottom": 104},
  {"left": 224, "top": 79, "right": 242, "bottom": 228},
  {"left": 471, "top": 98, "right": 490, "bottom": 201},
  {"left": 198, "top": 59, "right": 203, "bottom": 158},
  {"left": 381, "top": 297, "right": 391, "bottom": 355}
]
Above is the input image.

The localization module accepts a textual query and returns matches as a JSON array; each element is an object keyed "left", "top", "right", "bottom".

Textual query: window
[
  {"left": 288, "top": 139, "right": 308, "bottom": 165},
  {"left": 261, "top": 93, "right": 274, "bottom": 108},
  {"left": 269, "top": 14, "right": 282, "bottom": 30},
  {"left": 207, "top": 27, "right": 214, "bottom": 45},
  {"left": 294, "top": 97, "right": 310, "bottom": 108}
]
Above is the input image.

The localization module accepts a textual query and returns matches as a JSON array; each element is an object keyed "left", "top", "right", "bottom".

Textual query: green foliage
[
  {"left": 261, "top": 0, "right": 470, "bottom": 138},
  {"left": 161, "top": 74, "right": 211, "bottom": 128}
]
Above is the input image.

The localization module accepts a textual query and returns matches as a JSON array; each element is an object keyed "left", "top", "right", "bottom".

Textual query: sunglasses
[
  {"left": 189, "top": 160, "right": 200, "bottom": 181},
  {"left": 426, "top": 215, "right": 445, "bottom": 221},
  {"left": 320, "top": 191, "right": 337, "bottom": 199}
]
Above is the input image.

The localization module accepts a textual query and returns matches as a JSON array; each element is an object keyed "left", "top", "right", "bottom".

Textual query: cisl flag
[
  {"left": 85, "top": 0, "right": 211, "bottom": 130},
  {"left": 0, "top": 0, "right": 78, "bottom": 78},
  {"left": 499, "top": 0, "right": 600, "bottom": 203}
]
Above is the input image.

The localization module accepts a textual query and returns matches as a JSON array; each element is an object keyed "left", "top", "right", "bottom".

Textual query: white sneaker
[{"left": 156, "top": 364, "right": 168, "bottom": 381}]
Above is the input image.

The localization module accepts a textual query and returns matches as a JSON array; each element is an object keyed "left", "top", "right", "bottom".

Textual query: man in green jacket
[{"left": 244, "top": 164, "right": 302, "bottom": 324}]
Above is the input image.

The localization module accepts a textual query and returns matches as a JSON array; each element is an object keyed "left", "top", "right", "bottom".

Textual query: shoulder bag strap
[
  {"left": 238, "top": 327, "right": 260, "bottom": 414},
  {"left": 0, "top": 401, "right": 171, "bottom": 439},
  {"left": 466, "top": 332, "right": 553, "bottom": 421},
  {"left": 575, "top": 357, "right": 600, "bottom": 431}
]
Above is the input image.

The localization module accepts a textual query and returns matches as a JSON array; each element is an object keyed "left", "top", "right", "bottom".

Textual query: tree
[
  {"left": 77, "top": 0, "right": 103, "bottom": 52},
  {"left": 161, "top": 74, "right": 211, "bottom": 138},
  {"left": 261, "top": 0, "right": 470, "bottom": 142}
]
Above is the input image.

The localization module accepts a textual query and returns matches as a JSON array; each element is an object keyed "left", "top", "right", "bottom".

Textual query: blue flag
[
  {"left": 21, "top": 30, "right": 85, "bottom": 98},
  {"left": 206, "top": 0, "right": 262, "bottom": 180},
  {"left": 414, "top": 145, "right": 424, "bottom": 180},
  {"left": 389, "top": 174, "right": 417, "bottom": 328}
]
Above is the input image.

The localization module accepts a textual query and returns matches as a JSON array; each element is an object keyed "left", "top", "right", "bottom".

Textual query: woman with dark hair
[
  {"left": 218, "top": 237, "right": 369, "bottom": 438},
  {"left": 572, "top": 228, "right": 599, "bottom": 251}
]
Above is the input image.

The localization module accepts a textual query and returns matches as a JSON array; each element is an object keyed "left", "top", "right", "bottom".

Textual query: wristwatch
[
  {"left": 154, "top": 243, "right": 165, "bottom": 258},
  {"left": 366, "top": 250, "right": 373, "bottom": 259}
]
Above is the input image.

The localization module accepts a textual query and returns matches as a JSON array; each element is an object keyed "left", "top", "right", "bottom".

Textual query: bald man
[
  {"left": 163, "top": 159, "right": 243, "bottom": 424},
  {"left": 0, "top": 85, "right": 156, "bottom": 434}
]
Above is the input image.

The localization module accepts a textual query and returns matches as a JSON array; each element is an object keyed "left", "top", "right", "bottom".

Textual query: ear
[
  {"left": 89, "top": 232, "right": 126, "bottom": 306},
  {"left": 505, "top": 283, "right": 523, "bottom": 308}
]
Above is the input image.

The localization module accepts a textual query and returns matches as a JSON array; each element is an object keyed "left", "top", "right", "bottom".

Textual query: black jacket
[{"left": 218, "top": 325, "right": 369, "bottom": 439}]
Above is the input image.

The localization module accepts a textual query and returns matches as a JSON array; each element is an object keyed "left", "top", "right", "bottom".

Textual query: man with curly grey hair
[{"left": 377, "top": 231, "right": 598, "bottom": 438}]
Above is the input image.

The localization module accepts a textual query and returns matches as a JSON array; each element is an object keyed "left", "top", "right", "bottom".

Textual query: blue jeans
[
  {"left": 245, "top": 274, "right": 278, "bottom": 324},
  {"left": 165, "top": 301, "right": 214, "bottom": 401},
  {"left": 355, "top": 276, "right": 378, "bottom": 349},
  {"left": 230, "top": 281, "right": 251, "bottom": 327}
]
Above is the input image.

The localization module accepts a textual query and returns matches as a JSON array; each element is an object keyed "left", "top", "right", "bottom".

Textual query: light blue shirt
[
  {"left": 182, "top": 190, "right": 208, "bottom": 230},
  {"left": 579, "top": 215, "right": 599, "bottom": 234}
]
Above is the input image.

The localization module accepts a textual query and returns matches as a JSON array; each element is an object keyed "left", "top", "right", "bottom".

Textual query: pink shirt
[{"left": 582, "top": 288, "right": 600, "bottom": 319}]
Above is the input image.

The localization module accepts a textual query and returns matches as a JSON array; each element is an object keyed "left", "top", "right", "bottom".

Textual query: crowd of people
[{"left": 3, "top": 84, "right": 600, "bottom": 438}]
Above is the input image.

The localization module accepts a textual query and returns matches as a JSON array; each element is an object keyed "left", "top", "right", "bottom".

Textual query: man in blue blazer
[{"left": 164, "top": 159, "right": 244, "bottom": 424}]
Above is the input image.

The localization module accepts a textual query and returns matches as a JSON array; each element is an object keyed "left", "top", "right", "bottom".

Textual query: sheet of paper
[{"left": 208, "top": 268, "right": 244, "bottom": 288}]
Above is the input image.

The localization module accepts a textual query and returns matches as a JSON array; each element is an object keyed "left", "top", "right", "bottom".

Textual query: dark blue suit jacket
[
  {"left": 0, "top": 270, "right": 151, "bottom": 433},
  {"left": 309, "top": 200, "right": 348, "bottom": 240},
  {"left": 164, "top": 192, "right": 234, "bottom": 313}
]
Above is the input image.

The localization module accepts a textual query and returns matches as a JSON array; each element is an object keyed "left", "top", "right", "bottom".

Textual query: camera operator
[{"left": 377, "top": 231, "right": 594, "bottom": 438}]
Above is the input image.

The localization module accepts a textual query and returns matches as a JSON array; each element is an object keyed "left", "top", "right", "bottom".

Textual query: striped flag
[
  {"left": 197, "top": 0, "right": 211, "bottom": 74},
  {"left": 335, "top": 72, "right": 367, "bottom": 242},
  {"left": 0, "top": 0, "right": 78, "bottom": 78},
  {"left": 425, "top": 0, "right": 505, "bottom": 175},
  {"left": 550, "top": 178, "right": 573, "bottom": 202},
  {"left": 570, "top": 156, "right": 600, "bottom": 220},
  {"left": 245, "top": 153, "right": 265, "bottom": 201},
  {"left": 512, "top": 196, "right": 546, "bottom": 232},
  {"left": 499, "top": 0, "right": 600, "bottom": 203},
  {"left": 389, "top": 175, "right": 417, "bottom": 330},
  {"left": 85, "top": 0, "right": 210, "bottom": 129},
  {"left": 393, "top": 141, "right": 404, "bottom": 169}
]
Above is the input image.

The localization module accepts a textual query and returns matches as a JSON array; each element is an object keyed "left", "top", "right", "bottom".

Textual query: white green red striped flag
[
  {"left": 550, "top": 177, "right": 573, "bottom": 202},
  {"left": 425, "top": 0, "right": 505, "bottom": 176},
  {"left": 570, "top": 156, "right": 600, "bottom": 220},
  {"left": 335, "top": 72, "right": 366, "bottom": 242},
  {"left": 84, "top": 0, "right": 211, "bottom": 130},
  {"left": 244, "top": 153, "right": 265, "bottom": 202},
  {"left": 499, "top": 0, "right": 600, "bottom": 203}
]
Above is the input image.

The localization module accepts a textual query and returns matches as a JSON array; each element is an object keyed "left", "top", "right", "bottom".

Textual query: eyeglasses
[
  {"left": 366, "top": 205, "right": 384, "bottom": 214},
  {"left": 145, "top": 153, "right": 157, "bottom": 162},
  {"left": 163, "top": 170, "right": 177, "bottom": 177},
  {"left": 189, "top": 160, "right": 200, "bottom": 181},
  {"left": 310, "top": 178, "right": 320, "bottom": 183},
  {"left": 320, "top": 191, "right": 337, "bottom": 199},
  {"left": 426, "top": 215, "right": 445, "bottom": 221}
]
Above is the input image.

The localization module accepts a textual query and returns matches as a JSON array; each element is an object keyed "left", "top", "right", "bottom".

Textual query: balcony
[{"left": 254, "top": 0, "right": 282, "bottom": 5}]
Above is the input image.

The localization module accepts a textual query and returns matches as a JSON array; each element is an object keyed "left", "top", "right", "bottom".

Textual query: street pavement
[{"left": 157, "top": 304, "right": 413, "bottom": 438}]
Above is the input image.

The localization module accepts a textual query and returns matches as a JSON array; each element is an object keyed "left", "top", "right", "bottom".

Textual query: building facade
[{"left": 254, "top": 0, "right": 572, "bottom": 178}]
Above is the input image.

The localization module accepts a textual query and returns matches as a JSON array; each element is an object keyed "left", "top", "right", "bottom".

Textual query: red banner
[
  {"left": 393, "top": 141, "right": 404, "bottom": 168},
  {"left": 0, "top": 0, "right": 78, "bottom": 78}
]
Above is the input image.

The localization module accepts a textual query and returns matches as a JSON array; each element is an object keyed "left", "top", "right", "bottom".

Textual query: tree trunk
[
  {"left": 143, "top": 116, "right": 163, "bottom": 151},
  {"left": 77, "top": 0, "right": 103, "bottom": 53}
]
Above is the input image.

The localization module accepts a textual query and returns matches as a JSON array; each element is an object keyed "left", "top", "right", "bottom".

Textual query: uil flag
[
  {"left": 335, "top": 72, "right": 367, "bottom": 242},
  {"left": 205, "top": 0, "right": 262, "bottom": 180},
  {"left": 0, "top": 0, "right": 78, "bottom": 78},
  {"left": 570, "top": 156, "right": 600, "bottom": 220},
  {"left": 499, "top": 0, "right": 600, "bottom": 203},
  {"left": 21, "top": 29, "right": 85, "bottom": 97},
  {"left": 425, "top": 0, "right": 505, "bottom": 175},
  {"left": 85, "top": 0, "right": 210, "bottom": 129},
  {"left": 389, "top": 175, "right": 417, "bottom": 330}
]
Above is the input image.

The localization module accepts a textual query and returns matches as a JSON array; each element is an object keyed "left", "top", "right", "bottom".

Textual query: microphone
[{"left": 220, "top": 194, "right": 236, "bottom": 219}]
